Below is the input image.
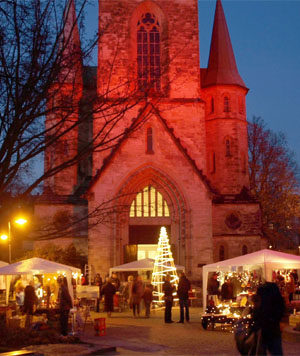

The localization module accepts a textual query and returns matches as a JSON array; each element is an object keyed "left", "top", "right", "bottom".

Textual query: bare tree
[
  {"left": 0, "top": 0, "right": 150, "bottom": 200},
  {"left": 248, "top": 116, "right": 300, "bottom": 249}
]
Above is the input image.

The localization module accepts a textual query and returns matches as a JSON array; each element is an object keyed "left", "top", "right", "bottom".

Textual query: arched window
[
  {"left": 137, "top": 13, "right": 161, "bottom": 92},
  {"left": 242, "top": 245, "right": 248, "bottom": 255},
  {"left": 209, "top": 152, "right": 216, "bottom": 173},
  {"left": 224, "top": 96, "right": 230, "bottom": 112},
  {"left": 225, "top": 139, "right": 231, "bottom": 157},
  {"left": 211, "top": 98, "right": 214, "bottom": 113},
  {"left": 219, "top": 245, "right": 225, "bottom": 261},
  {"left": 130, "top": 186, "right": 170, "bottom": 217},
  {"left": 146, "top": 127, "right": 154, "bottom": 153}
]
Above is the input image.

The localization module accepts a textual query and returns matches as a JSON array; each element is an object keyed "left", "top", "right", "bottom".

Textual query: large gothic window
[
  {"left": 130, "top": 186, "right": 169, "bottom": 217},
  {"left": 137, "top": 13, "right": 161, "bottom": 92}
]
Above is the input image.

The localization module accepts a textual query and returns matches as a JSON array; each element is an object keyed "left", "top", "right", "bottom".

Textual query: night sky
[{"left": 85, "top": 0, "right": 300, "bottom": 163}]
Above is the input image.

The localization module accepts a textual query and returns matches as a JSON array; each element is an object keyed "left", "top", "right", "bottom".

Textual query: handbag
[{"left": 234, "top": 319, "right": 261, "bottom": 356}]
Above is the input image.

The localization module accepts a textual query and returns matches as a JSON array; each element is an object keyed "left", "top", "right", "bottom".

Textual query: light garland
[{"left": 151, "top": 226, "right": 179, "bottom": 305}]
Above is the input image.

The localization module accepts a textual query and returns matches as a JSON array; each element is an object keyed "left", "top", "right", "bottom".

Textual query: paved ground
[{"left": 26, "top": 307, "right": 300, "bottom": 356}]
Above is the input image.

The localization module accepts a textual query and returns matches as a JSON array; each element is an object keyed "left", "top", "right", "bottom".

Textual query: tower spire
[
  {"left": 60, "top": 0, "right": 82, "bottom": 84},
  {"left": 203, "top": 0, "right": 246, "bottom": 88}
]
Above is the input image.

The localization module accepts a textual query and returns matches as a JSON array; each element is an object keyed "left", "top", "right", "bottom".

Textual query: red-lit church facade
[{"left": 35, "top": 0, "right": 263, "bottom": 282}]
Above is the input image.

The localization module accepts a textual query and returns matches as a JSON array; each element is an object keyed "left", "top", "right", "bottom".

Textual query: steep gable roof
[{"left": 86, "top": 102, "right": 218, "bottom": 195}]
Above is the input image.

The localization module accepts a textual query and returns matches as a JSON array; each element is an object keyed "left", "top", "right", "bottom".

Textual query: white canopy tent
[
  {"left": 109, "top": 258, "right": 185, "bottom": 275},
  {"left": 0, "top": 257, "right": 81, "bottom": 304},
  {"left": 203, "top": 249, "right": 300, "bottom": 310},
  {"left": 0, "top": 260, "right": 8, "bottom": 290}
]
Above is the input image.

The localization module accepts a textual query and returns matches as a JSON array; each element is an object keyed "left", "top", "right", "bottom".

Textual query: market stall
[{"left": 0, "top": 257, "right": 81, "bottom": 305}]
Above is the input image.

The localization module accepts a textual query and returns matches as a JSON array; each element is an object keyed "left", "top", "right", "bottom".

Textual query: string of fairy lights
[{"left": 151, "top": 226, "right": 179, "bottom": 306}]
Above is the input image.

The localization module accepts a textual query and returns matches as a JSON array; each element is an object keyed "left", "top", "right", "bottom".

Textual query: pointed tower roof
[
  {"left": 59, "top": 0, "right": 82, "bottom": 83},
  {"left": 203, "top": 0, "right": 246, "bottom": 88}
]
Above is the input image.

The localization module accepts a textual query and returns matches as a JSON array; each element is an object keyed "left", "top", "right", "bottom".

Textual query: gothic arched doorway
[{"left": 115, "top": 166, "right": 189, "bottom": 270}]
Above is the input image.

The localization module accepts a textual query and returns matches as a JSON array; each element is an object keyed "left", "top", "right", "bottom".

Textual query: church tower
[
  {"left": 34, "top": 0, "right": 263, "bottom": 282},
  {"left": 44, "top": 0, "right": 83, "bottom": 196},
  {"left": 202, "top": 0, "right": 249, "bottom": 195}
]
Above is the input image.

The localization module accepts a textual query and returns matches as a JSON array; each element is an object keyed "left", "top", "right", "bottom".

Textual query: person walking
[
  {"left": 143, "top": 284, "right": 153, "bottom": 318},
  {"left": 101, "top": 277, "right": 116, "bottom": 317},
  {"left": 58, "top": 276, "right": 73, "bottom": 336},
  {"left": 177, "top": 272, "right": 191, "bottom": 323},
  {"left": 131, "top": 275, "right": 144, "bottom": 317},
  {"left": 23, "top": 280, "right": 38, "bottom": 328},
  {"left": 163, "top": 274, "right": 175, "bottom": 323}
]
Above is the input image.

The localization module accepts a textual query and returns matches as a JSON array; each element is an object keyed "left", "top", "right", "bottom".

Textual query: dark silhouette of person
[
  {"left": 101, "top": 277, "right": 116, "bottom": 317},
  {"left": 251, "top": 282, "right": 285, "bottom": 355},
  {"left": 58, "top": 276, "right": 73, "bottom": 336},
  {"left": 221, "top": 278, "right": 234, "bottom": 301},
  {"left": 177, "top": 272, "right": 191, "bottom": 323},
  {"left": 23, "top": 280, "right": 38, "bottom": 328},
  {"left": 207, "top": 272, "right": 220, "bottom": 295},
  {"left": 163, "top": 275, "right": 175, "bottom": 323}
]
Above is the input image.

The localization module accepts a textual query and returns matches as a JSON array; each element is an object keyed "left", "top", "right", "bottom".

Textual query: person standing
[
  {"left": 143, "top": 284, "right": 153, "bottom": 318},
  {"left": 58, "top": 276, "right": 73, "bottom": 336},
  {"left": 101, "top": 277, "right": 116, "bottom": 317},
  {"left": 111, "top": 273, "right": 121, "bottom": 291},
  {"left": 163, "top": 275, "right": 175, "bottom": 323},
  {"left": 131, "top": 275, "right": 144, "bottom": 317},
  {"left": 286, "top": 272, "right": 295, "bottom": 305},
  {"left": 23, "top": 280, "right": 38, "bottom": 328},
  {"left": 221, "top": 278, "right": 234, "bottom": 301},
  {"left": 177, "top": 273, "right": 191, "bottom": 323},
  {"left": 94, "top": 273, "right": 103, "bottom": 312},
  {"left": 251, "top": 282, "right": 285, "bottom": 355}
]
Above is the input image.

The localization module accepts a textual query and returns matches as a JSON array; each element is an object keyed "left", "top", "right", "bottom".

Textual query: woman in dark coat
[
  {"left": 58, "top": 276, "right": 73, "bottom": 336},
  {"left": 101, "top": 277, "right": 116, "bottom": 317},
  {"left": 252, "top": 282, "right": 285, "bottom": 355}
]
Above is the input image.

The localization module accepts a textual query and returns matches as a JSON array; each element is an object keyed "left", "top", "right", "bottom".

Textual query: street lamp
[{"left": 0, "top": 218, "right": 27, "bottom": 263}]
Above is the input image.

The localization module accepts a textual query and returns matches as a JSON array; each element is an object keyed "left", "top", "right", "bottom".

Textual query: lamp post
[{"left": 0, "top": 218, "right": 27, "bottom": 263}]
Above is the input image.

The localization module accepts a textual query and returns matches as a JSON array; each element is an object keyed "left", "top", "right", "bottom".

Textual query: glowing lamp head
[
  {"left": 1, "top": 234, "right": 8, "bottom": 241},
  {"left": 15, "top": 218, "right": 27, "bottom": 225}
]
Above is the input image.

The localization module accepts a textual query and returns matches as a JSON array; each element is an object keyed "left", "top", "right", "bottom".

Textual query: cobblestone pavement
[{"left": 27, "top": 307, "right": 300, "bottom": 356}]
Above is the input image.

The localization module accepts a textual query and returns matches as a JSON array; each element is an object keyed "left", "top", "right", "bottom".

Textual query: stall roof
[
  {"left": 109, "top": 258, "right": 185, "bottom": 274},
  {"left": 0, "top": 257, "right": 81, "bottom": 275},
  {"left": 202, "top": 249, "right": 300, "bottom": 311},
  {"left": 203, "top": 249, "right": 300, "bottom": 271}
]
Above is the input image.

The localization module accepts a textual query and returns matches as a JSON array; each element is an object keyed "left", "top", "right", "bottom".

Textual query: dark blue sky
[{"left": 85, "top": 0, "right": 300, "bottom": 162}]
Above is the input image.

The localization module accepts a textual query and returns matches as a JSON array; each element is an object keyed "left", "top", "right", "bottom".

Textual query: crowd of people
[{"left": 88, "top": 272, "right": 192, "bottom": 325}]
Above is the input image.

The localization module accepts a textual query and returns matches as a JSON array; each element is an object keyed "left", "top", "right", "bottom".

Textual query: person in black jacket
[
  {"left": 58, "top": 276, "right": 73, "bottom": 336},
  {"left": 177, "top": 273, "right": 191, "bottom": 323},
  {"left": 101, "top": 277, "right": 116, "bottom": 317},
  {"left": 163, "top": 274, "right": 175, "bottom": 323},
  {"left": 23, "top": 280, "right": 38, "bottom": 328},
  {"left": 251, "top": 282, "right": 285, "bottom": 355}
]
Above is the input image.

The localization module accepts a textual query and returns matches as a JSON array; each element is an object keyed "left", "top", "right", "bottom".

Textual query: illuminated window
[
  {"left": 137, "top": 13, "right": 161, "bottom": 92},
  {"left": 242, "top": 245, "right": 248, "bottom": 255},
  {"left": 130, "top": 186, "right": 170, "bottom": 217},
  {"left": 224, "top": 96, "right": 230, "bottom": 112},
  {"left": 146, "top": 127, "right": 154, "bottom": 153}
]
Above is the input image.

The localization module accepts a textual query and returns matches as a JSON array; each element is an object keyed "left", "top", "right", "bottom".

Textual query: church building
[{"left": 35, "top": 0, "right": 263, "bottom": 282}]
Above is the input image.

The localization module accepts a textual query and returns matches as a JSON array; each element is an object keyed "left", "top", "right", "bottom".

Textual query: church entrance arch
[{"left": 114, "top": 166, "right": 189, "bottom": 270}]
